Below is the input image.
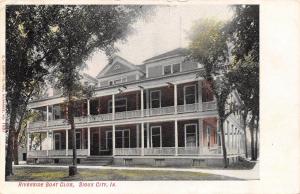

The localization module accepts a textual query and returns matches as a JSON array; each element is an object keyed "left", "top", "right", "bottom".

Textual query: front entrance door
[{"left": 91, "top": 131, "right": 99, "bottom": 155}]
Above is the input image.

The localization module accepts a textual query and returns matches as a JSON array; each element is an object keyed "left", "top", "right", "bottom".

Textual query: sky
[{"left": 83, "top": 5, "right": 233, "bottom": 77}]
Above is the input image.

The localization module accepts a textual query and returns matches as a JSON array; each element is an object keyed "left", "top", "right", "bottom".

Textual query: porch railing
[
  {"left": 89, "top": 113, "right": 113, "bottom": 122},
  {"left": 144, "top": 147, "right": 176, "bottom": 155},
  {"left": 203, "top": 101, "right": 217, "bottom": 111},
  {"left": 28, "top": 149, "right": 89, "bottom": 158},
  {"left": 28, "top": 101, "right": 217, "bottom": 131},
  {"left": 115, "top": 110, "right": 141, "bottom": 120},
  {"left": 145, "top": 106, "right": 175, "bottom": 116},
  {"left": 48, "top": 119, "right": 68, "bottom": 127},
  {"left": 177, "top": 103, "right": 199, "bottom": 113},
  {"left": 115, "top": 148, "right": 141, "bottom": 155}
]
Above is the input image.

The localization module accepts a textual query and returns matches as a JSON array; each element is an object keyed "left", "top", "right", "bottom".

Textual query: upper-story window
[
  {"left": 108, "top": 76, "right": 127, "bottom": 86},
  {"left": 150, "top": 90, "right": 161, "bottom": 108},
  {"left": 108, "top": 98, "right": 127, "bottom": 112},
  {"left": 163, "top": 63, "right": 181, "bottom": 75},
  {"left": 184, "top": 85, "right": 196, "bottom": 104}
]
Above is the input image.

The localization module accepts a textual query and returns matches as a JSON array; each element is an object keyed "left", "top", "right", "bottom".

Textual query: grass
[{"left": 7, "top": 167, "right": 241, "bottom": 181}]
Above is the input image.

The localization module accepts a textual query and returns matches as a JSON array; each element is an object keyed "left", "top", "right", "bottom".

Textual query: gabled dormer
[
  {"left": 143, "top": 48, "right": 200, "bottom": 78},
  {"left": 96, "top": 55, "right": 145, "bottom": 87}
]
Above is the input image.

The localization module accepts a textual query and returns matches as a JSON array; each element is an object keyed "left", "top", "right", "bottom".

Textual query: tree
[
  {"left": 227, "top": 5, "right": 259, "bottom": 160},
  {"left": 188, "top": 19, "right": 234, "bottom": 168},
  {"left": 5, "top": 5, "right": 63, "bottom": 177},
  {"left": 47, "top": 5, "right": 151, "bottom": 176}
]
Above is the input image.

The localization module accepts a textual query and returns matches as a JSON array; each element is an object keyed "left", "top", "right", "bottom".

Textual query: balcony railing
[
  {"left": 28, "top": 102, "right": 217, "bottom": 131},
  {"left": 115, "top": 110, "right": 141, "bottom": 120},
  {"left": 203, "top": 101, "right": 217, "bottom": 111}
]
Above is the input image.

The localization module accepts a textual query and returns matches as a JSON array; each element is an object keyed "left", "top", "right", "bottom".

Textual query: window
[
  {"left": 185, "top": 124, "right": 197, "bottom": 147},
  {"left": 108, "top": 129, "right": 130, "bottom": 149},
  {"left": 76, "top": 132, "right": 81, "bottom": 149},
  {"left": 54, "top": 133, "right": 61, "bottom": 150},
  {"left": 163, "top": 65, "right": 172, "bottom": 75},
  {"left": 163, "top": 64, "right": 181, "bottom": 75},
  {"left": 114, "top": 79, "right": 122, "bottom": 85},
  {"left": 206, "top": 126, "right": 211, "bottom": 147},
  {"left": 106, "top": 131, "right": 112, "bottom": 150},
  {"left": 151, "top": 126, "right": 162, "bottom": 148},
  {"left": 150, "top": 90, "right": 161, "bottom": 108},
  {"left": 108, "top": 98, "right": 127, "bottom": 112},
  {"left": 108, "top": 76, "right": 127, "bottom": 86},
  {"left": 173, "top": 63, "right": 180, "bottom": 73},
  {"left": 184, "top": 85, "right": 196, "bottom": 104}
]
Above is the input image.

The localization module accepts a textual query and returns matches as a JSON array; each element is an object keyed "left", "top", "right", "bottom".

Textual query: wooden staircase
[{"left": 80, "top": 156, "right": 113, "bottom": 166}]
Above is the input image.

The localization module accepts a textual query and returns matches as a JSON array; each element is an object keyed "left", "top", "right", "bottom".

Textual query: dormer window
[
  {"left": 163, "top": 65, "right": 172, "bottom": 75},
  {"left": 163, "top": 63, "right": 181, "bottom": 75}
]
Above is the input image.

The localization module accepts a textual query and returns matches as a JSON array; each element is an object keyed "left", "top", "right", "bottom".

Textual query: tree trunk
[
  {"left": 13, "top": 131, "right": 19, "bottom": 165},
  {"left": 249, "top": 116, "right": 255, "bottom": 160},
  {"left": 68, "top": 100, "right": 77, "bottom": 176},
  {"left": 219, "top": 118, "right": 228, "bottom": 168},
  {"left": 5, "top": 102, "right": 18, "bottom": 177},
  {"left": 254, "top": 124, "right": 259, "bottom": 160},
  {"left": 242, "top": 112, "right": 248, "bottom": 158}
]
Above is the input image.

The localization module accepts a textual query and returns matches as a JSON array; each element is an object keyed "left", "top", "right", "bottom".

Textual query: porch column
[
  {"left": 198, "top": 118, "right": 204, "bottom": 155},
  {"left": 112, "top": 94, "right": 115, "bottom": 120},
  {"left": 226, "top": 121, "right": 230, "bottom": 152},
  {"left": 146, "top": 122, "right": 150, "bottom": 148},
  {"left": 66, "top": 129, "right": 68, "bottom": 156},
  {"left": 136, "top": 124, "right": 140, "bottom": 147},
  {"left": 140, "top": 89, "right": 144, "bottom": 117},
  {"left": 87, "top": 99, "right": 90, "bottom": 122},
  {"left": 112, "top": 124, "right": 116, "bottom": 156},
  {"left": 198, "top": 80, "right": 203, "bottom": 111},
  {"left": 141, "top": 123, "right": 144, "bottom": 156},
  {"left": 174, "top": 84, "right": 178, "bottom": 114},
  {"left": 231, "top": 125, "right": 234, "bottom": 153},
  {"left": 46, "top": 106, "right": 49, "bottom": 127},
  {"left": 146, "top": 89, "right": 149, "bottom": 115},
  {"left": 87, "top": 127, "right": 90, "bottom": 156},
  {"left": 46, "top": 131, "right": 49, "bottom": 156},
  {"left": 174, "top": 119, "right": 178, "bottom": 156}
]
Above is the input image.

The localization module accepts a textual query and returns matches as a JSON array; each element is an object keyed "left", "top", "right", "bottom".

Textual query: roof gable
[{"left": 96, "top": 55, "right": 141, "bottom": 79}]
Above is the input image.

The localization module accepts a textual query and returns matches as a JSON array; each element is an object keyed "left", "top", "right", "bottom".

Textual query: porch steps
[{"left": 80, "top": 156, "right": 113, "bottom": 166}]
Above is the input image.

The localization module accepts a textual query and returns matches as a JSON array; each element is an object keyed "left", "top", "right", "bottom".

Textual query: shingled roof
[{"left": 143, "top": 48, "right": 188, "bottom": 63}]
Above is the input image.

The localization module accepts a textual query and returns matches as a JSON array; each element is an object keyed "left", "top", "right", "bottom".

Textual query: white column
[
  {"left": 112, "top": 94, "right": 115, "bottom": 120},
  {"left": 146, "top": 122, "right": 150, "bottom": 148},
  {"left": 141, "top": 89, "right": 144, "bottom": 117},
  {"left": 46, "top": 131, "right": 49, "bottom": 156},
  {"left": 231, "top": 125, "right": 234, "bottom": 153},
  {"left": 146, "top": 89, "right": 149, "bottom": 115},
  {"left": 198, "top": 80, "right": 203, "bottom": 111},
  {"left": 87, "top": 99, "right": 90, "bottom": 122},
  {"left": 87, "top": 127, "right": 90, "bottom": 156},
  {"left": 174, "top": 84, "right": 178, "bottom": 114},
  {"left": 46, "top": 106, "right": 49, "bottom": 127},
  {"left": 226, "top": 121, "right": 230, "bottom": 151},
  {"left": 174, "top": 119, "right": 178, "bottom": 156},
  {"left": 112, "top": 124, "right": 116, "bottom": 156},
  {"left": 141, "top": 123, "right": 144, "bottom": 156},
  {"left": 66, "top": 129, "right": 68, "bottom": 156},
  {"left": 136, "top": 124, "right": 140, "bottom": 148},
  {"left": 198, "top": 118, "right": 204, "bottom": 155}
]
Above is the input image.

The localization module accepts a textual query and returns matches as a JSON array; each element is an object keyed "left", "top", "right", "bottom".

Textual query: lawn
[{"left": 7, "top": 167, "right": 241, "bottom": 181}]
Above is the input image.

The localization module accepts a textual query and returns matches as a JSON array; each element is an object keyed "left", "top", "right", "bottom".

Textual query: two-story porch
[{"left": 27, "top": 77, "right": 245, "bottom": 166}]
